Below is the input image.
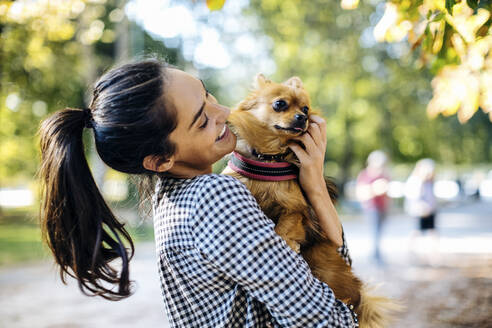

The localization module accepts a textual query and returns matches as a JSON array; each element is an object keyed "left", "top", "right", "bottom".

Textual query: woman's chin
[
  {"left": 215, "top": 134, "right": 237, "bottom": 161},
  {"left": 226, "top": 135, "right": 237, "bottom": 155}
]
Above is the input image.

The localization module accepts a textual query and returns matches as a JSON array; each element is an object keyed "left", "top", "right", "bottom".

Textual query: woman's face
[{"left": 162, "top": 68, "right": 236, "bottom": 178}]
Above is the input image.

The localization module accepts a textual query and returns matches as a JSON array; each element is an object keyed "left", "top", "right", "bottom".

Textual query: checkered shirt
[{"left": 152, "top": 173, "right": 355, "bottom": 328}]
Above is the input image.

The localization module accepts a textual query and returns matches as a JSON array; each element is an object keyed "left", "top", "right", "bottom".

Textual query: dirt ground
[
  {"left": 355, "top": 254, "right": 492, "bottom": 328},
  {"left": 1, "top": 245, "right": 491, "bottom": 328}
]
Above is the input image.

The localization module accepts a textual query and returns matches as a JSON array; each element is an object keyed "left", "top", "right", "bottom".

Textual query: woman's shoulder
[
  {"left": 157, "top": 173, "right": 242, "bottom": 190},
  {"left": 156, "top": 173, "right": 248, "bottom": 201},
  {"left": 197, "top": 173, "right": 244, "bottom": 186},
  {"left": 193, "top": 173, "right": 249, "bottom": 197}
]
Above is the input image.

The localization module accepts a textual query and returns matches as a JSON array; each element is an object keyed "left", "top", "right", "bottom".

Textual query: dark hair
[{"left": 38, "top": 59, "right": 177, "bottom": 300}]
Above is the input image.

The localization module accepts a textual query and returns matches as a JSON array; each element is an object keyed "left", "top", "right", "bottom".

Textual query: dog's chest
[
  {"left": 244, "top": 179, "right": 308, "bottom": 222},
  {"left": 221, "top": 167, "right": 309, "bottom": 222}
]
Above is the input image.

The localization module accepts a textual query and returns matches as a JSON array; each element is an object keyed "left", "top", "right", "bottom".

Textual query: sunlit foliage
[
  {"left": 0, "top": 0, "right": 180, "bottom": 183},
  {"left": 1, "top": 0, "right": 491, "bottom": 186},
  {"left": 355, "top": 0, "right": 492, "bottom": 122},
  {"left": 1, "top": 0, "right": 89, "bottom": 183},
  {"left": 206, "top": 0, "right": 226, "bottom": 11}
]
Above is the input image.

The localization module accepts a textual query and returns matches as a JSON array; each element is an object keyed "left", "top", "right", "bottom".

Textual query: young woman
[
  {"left": 404, "top": 158, "right": 439, "bottom": 265},
  {"left": 39, "top": 59, "right": 357, "bottom": 327}
]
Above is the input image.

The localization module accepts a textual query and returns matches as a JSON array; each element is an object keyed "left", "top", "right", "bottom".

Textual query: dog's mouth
[{"left": 274, "top": 125, "right": 306, "bottom": 134}]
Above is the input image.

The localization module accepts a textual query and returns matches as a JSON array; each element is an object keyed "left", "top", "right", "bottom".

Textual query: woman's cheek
[{"left": 205, "top": 128, "right": 215, "bottom": 143}]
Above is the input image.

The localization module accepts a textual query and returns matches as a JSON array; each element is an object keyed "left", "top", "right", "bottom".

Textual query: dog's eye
[
  {"left": 302, "top": 106, "right": 309, "bottom": 114},
  {"left": 272, "top": 99, "right": 288, "bottom": 112}
]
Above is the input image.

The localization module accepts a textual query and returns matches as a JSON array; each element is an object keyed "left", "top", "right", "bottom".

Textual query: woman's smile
[{"left": 216, "top": 124, "right": 230, "bottom": 142}]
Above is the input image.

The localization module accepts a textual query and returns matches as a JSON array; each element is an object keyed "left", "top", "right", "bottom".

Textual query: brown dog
[{"left": 222, "top": 74, "right": 398, "bottom": 327}]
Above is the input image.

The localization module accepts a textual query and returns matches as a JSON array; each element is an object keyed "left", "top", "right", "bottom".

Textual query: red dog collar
[{"left": 228, "top": 151, "right": 298, "bottom": 181}]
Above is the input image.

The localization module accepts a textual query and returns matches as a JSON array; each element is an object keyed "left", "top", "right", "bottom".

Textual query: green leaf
[
  {"left": 424, "top": 25, "right": 433, "bottom": 52},
  {"left": 477, "top": 0, "right": 491, "bottom": 10},
  {"left": 432, "top": 12, "right": 445, "bottom": 22},
  {"left": 445, "top": 0, "right": 456, "bottom": 14},
  {"left": 207, "top": 0, "right": 226, "bottom": 11},
  {"left": 466, "top": 0, "right": 479, "bottom": 10}
]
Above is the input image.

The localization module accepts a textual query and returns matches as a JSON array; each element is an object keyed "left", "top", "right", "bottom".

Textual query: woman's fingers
[
  {"left": 307, "top": 121, "right": 321, "bottom": 146},
  {"left": 309, "top": 115, "right": 327, "bottom": 143},
  {"left": 289, "top": 115, "right": 327, "bottom": 168},
  {"left": 287, "top": 142, "right": 309, "bottom": 166},
  {"left": 294, "top": 130, "right": 318, "bottom": 155}
]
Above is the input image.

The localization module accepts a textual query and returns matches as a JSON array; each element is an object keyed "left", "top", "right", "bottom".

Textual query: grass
[
  {"left": 0, "top": 208, "right": 154, "bottom": 267},
  {"left": 0, "top": 220, "right": 47, "bottom": 266}
]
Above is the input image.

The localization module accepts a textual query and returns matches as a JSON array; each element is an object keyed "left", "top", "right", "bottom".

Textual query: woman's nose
[{"left": 213, "top": 103, "right": 230, "bottom": 123}]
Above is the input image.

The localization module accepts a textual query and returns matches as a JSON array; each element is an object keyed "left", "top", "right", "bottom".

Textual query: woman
[
  {"left": 404, "top": 159, "right": 437, "bottom": 231},
  {"left": 404, "top": 158, "right": 439, "bottom": 265},
  {"left": 39, "top": 59, "right": 357, "bottom": 327}
]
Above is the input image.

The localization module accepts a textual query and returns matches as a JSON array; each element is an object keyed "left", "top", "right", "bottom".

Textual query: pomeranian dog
[{"left": 222, "top": 74, "right": 398, "bottom": 327}]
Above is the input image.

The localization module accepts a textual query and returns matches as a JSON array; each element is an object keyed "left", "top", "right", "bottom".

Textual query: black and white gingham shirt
[{"left": 152, "top": 173, "right": 355, "bottom": 327}]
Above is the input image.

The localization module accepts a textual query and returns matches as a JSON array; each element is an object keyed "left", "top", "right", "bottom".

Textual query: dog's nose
[{"left": 294, "top": 114, "right": 307, "bottom": 123}]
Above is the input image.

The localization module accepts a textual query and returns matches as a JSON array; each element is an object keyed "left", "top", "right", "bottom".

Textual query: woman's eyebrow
[{"left": 188, "top": 80, "right": 208, "bottom": 129}]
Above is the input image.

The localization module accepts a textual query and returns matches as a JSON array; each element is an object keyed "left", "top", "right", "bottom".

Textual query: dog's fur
[{"left": 222, "top": 74, "right": 398, "bottom": 327}]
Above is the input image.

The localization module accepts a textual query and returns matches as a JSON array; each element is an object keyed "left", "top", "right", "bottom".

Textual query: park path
[
  {"left": 0, "top": 242, "right": 168, "bottom": 328},
  {"left": 1, "top": 201, "right": 491, "bottom": 328}
]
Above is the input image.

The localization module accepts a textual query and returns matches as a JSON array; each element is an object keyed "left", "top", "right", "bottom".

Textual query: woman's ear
[{"left": 143, "top": 154, "right": 175, "bottom": 172}]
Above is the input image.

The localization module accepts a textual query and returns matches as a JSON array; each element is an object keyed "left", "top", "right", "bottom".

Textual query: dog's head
[{"left": 228, "top": 74, "right": 313, "bottom": 154}]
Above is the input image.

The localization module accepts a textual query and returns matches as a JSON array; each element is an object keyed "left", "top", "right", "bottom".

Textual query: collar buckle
[{"left": 251, "top": 149, "right": 291, "bottom": 162}]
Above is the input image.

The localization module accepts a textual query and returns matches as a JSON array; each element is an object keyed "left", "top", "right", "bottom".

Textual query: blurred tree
[
  {"left": 353, "top": 0, "right": 491, "bottom": 123},
  {"left": 244, "top": 0, "right": 491, "bottom": 183},
  {"left": 0, "top": 0, "right": 181, "bottom": 184},
  {"left": 1, "top": 0, "right": 86, "bottom": 183}
]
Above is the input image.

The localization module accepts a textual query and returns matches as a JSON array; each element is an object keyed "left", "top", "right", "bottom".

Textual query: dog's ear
[
  {"left": 254, "top": 73, "right": 271, "bottom": 89},
  {"left": 283, "top": 76, "right": 303, "bottom": 89}
]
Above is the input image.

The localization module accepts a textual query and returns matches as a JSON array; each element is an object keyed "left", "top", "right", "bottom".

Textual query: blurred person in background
[
  {"left": 404, "top": 158, "right": 439, "bottom": 265},
  {"left": 356, "top": 150, "right": 390, "bottom": 265}
]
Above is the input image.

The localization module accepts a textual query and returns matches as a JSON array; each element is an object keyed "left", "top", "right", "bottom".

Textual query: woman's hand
[
  {"left": 287, "top": 115, "right": 328, "bottom": 199},
  {"left": 287, "top": 115, "right": 343, "bottom": 246}
]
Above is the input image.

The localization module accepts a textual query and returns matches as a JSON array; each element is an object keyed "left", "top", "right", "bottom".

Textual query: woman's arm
[
  {"left": 288, "top": 115, "right": 343, "bottom": 246},
  {"left": 307, "top": 183, "right": 343, "bottom": 246},
  {"left": 193, "top": 175, "right": 355, "bottom": 327}
]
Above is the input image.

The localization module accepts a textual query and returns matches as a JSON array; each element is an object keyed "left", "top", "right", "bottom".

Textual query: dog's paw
[{"left": 287, "top": 240, "right": 301, "bottom": 254}]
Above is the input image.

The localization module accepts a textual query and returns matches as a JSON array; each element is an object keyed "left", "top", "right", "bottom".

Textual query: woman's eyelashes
[
  {"left": 199, "top": 114, "right": 208, "bottom": 129},
  {"left": 198, "top": 91, "right": 219, "bottom": 130}
]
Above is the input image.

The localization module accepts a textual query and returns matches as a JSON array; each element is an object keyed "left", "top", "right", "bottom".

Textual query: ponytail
[{"left": 38, "top": 108, "right": 134, "bottom": 300}]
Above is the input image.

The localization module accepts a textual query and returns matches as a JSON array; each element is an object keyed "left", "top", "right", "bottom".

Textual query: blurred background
[{"left": 0, "top": 0, "right": 491, "bottom": 327}]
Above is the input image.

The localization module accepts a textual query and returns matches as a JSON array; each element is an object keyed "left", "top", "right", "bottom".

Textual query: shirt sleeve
[
  {"left": 192, "top": 175, "right": 355, "bottom": 328},
  {"left": 337, "top": 230, "right": 352, "bottom": 267}
]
